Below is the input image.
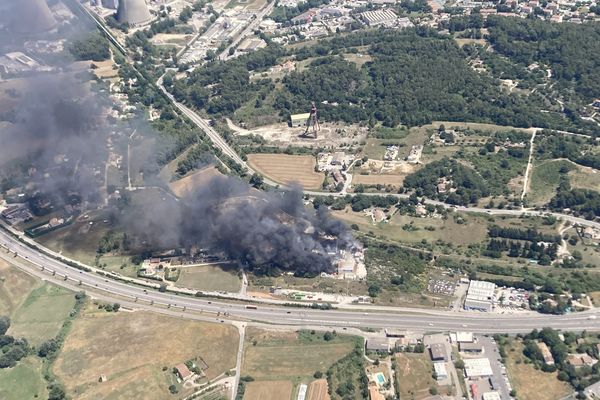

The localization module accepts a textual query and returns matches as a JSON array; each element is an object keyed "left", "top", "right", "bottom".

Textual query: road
[
  {"left": 3, "top": 228, "right": 600, "bottom": 334},
  {"left": 521, "top": 129, "right": 536, "bottom": 202}
]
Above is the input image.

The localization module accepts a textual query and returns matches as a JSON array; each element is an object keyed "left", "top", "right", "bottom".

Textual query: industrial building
[
  {"left": 459, "top": 342, "right": 484, "bottom": 354},
  {"left": 366, "top": 338, "right": 390, "bottom": 353},
  {"left": 359, "top": 9, "right": 398, "bottom": 27},
  {"left": 429, "top": 343, "right": 448, "bottom": 361},
  {"left": 433, "top": 362, "right": 448, "bottom": 380},
  {"left": 116, "top": 0, "right": 153, "bottom": 26},
  {"left": 482, "top": 392, "right": 502, "bottom": 400},
  {"left": 464, "top": 358, "right": 494, "bottom": 378},
  {"left": 10, "top": 0, "right": 57, "bottom": 34},
  {"left": 464, "top": 280, "right": 496, "bottom": 312}
]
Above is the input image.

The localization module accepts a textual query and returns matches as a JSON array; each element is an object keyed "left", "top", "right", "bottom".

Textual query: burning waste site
[{"left": 0, "top": 0, "right": 364, "bottom": 283}]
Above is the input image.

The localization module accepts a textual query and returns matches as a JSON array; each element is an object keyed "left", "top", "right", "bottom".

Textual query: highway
[{"left": 2, "top": 228, "right": 600, "bottom": 334}]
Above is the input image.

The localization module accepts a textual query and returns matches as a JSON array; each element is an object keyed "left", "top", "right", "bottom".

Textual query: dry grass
[
  {"left": 352, "top": 174, "right": 407, "bottom": 187},
  {"left": 176, "top": 264, "right": 241, "bottom": 292},
  {"left": 247, "top": 154, "right": 324, "bottom": 189},
  {"left": 0, "top": 259, "right": 38, "bottom": 316},
  {"left": 242, "top": 328, "right": 355, "bottom": 381},
  {"left": 504, "top": 341, "right": 572, "bottom": 400},
  {"left": 54, "top": 309, "right": 239, "bottom": 400},
  {"left": 394, "top": 353, "right": 438, "bottom": 400},
  {"left": 169, "top": 166, "right": 223, "bottom": 198},
  {"left": 244, "top": 380, "right": 293, "bottom": 400},
  {"left": 307, "top": 379, "right": 330, "bottom": 400}
]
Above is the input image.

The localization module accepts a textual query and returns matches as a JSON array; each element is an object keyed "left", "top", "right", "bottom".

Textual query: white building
[
  {"left": 433, "top": 362, "right": 448, "bottom": 380},
  {"left": 464, "top": 280, "right": 496, "bottom": 311},
  {"left": 464, "top": 358, "right": 494, "bottom": 378},
  {"left": 359, "top": 9, "right": 398, "bottom": 27},
  {"left": 482, "top": 392, "right": 502, "bottom": 400}
]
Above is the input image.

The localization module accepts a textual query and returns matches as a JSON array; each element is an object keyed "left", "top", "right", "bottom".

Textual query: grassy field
[
  {"left": 0, "top": 356, "right": 48, "bottom": 400},
  {"left": 176, "top": 264, "right": 242, "bottom": 292},
  {"left": 242, "top": 328, "right": 357, "bottom": 382},
  {"left": 504, "top": 341, "right": 572, "bottom": 400},
  {"left": 0, "top": 259, "right": 38, "bottom": 316},
  {"left": 54, "top": 309, "right": 239, "bottom": 400},
  {"left": 528, "top": 160, "right": 572, "bottom": 205},
  {"left": 8, "top": 284, "right": 75, "bottom": 346},
  {"left": 352, "top": 173, "right": 407, "bottom": 187},
  {"left": 332, "top": 208, "right": 488, "bottom": 246},
  {"left": 244, "top": 380, "right": 293, "bottom": 400},
  {"left": 394, "top": 353, "right": 440, "bottom": 400},
  {"left": 247, "top": 154, "right": 324, "bottom": 189},
  {"left": 168, "top": 166, "right": 223, "bottom": 198}
]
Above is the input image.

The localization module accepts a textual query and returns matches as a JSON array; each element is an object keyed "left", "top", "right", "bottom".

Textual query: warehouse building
[
  {"left": 433, "top": 362, "right": 448, "bottom": 381},
  {"left": 429, "top": 343, "right": 448, "bottom": 361},
  {"left": 464, "top": 280, "right": 496, "bottom": 312},
  {"left": 464, "top": 358, "right": 494, "bottom": 378},
  {"left": 359, "top": 9, "right": 398, "bottom": 27}
]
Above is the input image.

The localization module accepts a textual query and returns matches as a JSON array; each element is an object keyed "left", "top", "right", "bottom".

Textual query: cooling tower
[
  {"left": 116, "top": 0, "right": 152, "bottom": 26},
  {"left": 11, "top": 0, "right": 57, "bottom": 34}
]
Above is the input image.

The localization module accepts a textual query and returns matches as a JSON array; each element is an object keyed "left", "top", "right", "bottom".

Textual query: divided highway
[{"left": 2, "top": 228, "right": 600, "bottom": 334}]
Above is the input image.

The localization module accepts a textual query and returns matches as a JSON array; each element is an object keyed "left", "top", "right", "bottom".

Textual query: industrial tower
[
  {"left": 303, "top": 102, "right": 320, "bottom": 139},
  {"left": 10, "top": 0, "right": 57, "bottom": 34},
  {"left": 116, "top": 0, "right": 152, "bottom": 26}
]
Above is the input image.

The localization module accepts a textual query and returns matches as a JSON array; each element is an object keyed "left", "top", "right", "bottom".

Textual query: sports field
[
  {"left": 54, "top": 309, "right": 239, "bottom": 400},
  {"left": 247, "top": 154, "right": 324, "bottom": 189}
]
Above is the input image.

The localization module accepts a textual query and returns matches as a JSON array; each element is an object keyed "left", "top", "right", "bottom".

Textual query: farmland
[
  {"left": 504, "top": 341, "right": 572, "bottom": 400},
  {"left": 307, "top": 379, "right": 330, "bottom": 400},
  {"left": 176, "top": 264, "right": 242, "bottom": 292},
  {"left": 242, "top": 328, "right": 358, "bottom": 382},
  {"left": 244, "top": 380, "right": 293, "bottom": 400},
  {"left": 53, "top": 308, "right": 238, "bottom": 400},
  {"left": 247, "top": 154, "right": 324, "bottom": 189}
]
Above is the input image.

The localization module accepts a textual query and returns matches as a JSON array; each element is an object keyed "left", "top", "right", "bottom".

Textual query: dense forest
[
  {"left": 486, "top": 16, "right": 600, "bottom": 103},
  {"left": 172, "top": 28, "right": 558, "bottom": 129},
  {"left": 68, "top": 32, "right": 110, "bottom": 61},
  {"left": 550, "top": 176, "right": 600, "bottom": 219}
]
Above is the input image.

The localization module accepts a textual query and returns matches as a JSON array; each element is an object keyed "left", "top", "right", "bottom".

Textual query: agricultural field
[
  {"left": 242, "top": 328, "right": 358, "bottom": 383},
  {"left": 394, "top": 353, "right": 441, "bottom": 400},
  {"left": 176, "top": 264, "right": 242, "bottom": 292},
  {"left": 504, "top": 341, "right": 572, "bottom": 400},
  {"left": 8, "top": 284, "right": 75, "bottom": 346},
  {"left": 53, "top": 308, "right": 239, "bottom": 400},
  {"left": 307, "top": 379, "right": 330, "bottom": 400},
  {"left": 247, "top": 154, "right": 324, "bottom": 189},
  {"left": 168, "top": 165, "right": 223, "bottom": 198},
  {"left": 352, "top": 173, "right": 408, "bottom": 188},
  {"left": 244, "top": 380, "right": 293, "bottom": 400}
]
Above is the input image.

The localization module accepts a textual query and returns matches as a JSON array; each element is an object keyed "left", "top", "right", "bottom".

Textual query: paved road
[{"left": 3, "top": 228, "right": 600, "bottom": 334}]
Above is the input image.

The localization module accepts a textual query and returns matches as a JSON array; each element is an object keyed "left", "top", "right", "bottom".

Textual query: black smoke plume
[{"left": 126, "top": 175, "right": 355, "bottom": 275}]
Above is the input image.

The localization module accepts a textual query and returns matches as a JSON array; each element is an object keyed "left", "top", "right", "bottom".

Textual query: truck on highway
[{"left": 245, "top": 305, "right": 257, "bottom": 310}]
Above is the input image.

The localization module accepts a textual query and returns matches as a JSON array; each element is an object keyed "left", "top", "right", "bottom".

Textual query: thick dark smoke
[
  {"left": 0, "top": 0, "right": 355, "bottom": 275},
  {"left": 127, "top": 176, "right": 355, "bottom": 275}
]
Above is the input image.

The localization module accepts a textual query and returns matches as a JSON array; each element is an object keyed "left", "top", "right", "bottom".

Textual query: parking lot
[{"left": 428, "top": 278, "right": 456, "bottom": 296}]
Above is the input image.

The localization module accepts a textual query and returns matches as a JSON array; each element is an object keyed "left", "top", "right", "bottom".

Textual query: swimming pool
[{"left": 376, "top": 372, "right": 386, "bottom": 385}]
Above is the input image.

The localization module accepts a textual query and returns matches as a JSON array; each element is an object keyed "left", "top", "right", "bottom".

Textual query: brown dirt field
[
  {"left": 244, "top": 380, "right": 293, "bottom": 400},
  {"left": 247, "top": 154, "right": 324, "bottom": 189},
  {"left": 352, "top": 174, "right": 407, "bottom": 187},
  {"left": 169, "top": 166, "right": 223, "bottom": 198},
  {"left": 53, "top": 309, "right": 238, "bottom": 400},
  {"left": 307, "top": 379, "right": 330, "bottom": 400},
  {"left": 0, "top": 259, "right": 39, "bottom": 316}
]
